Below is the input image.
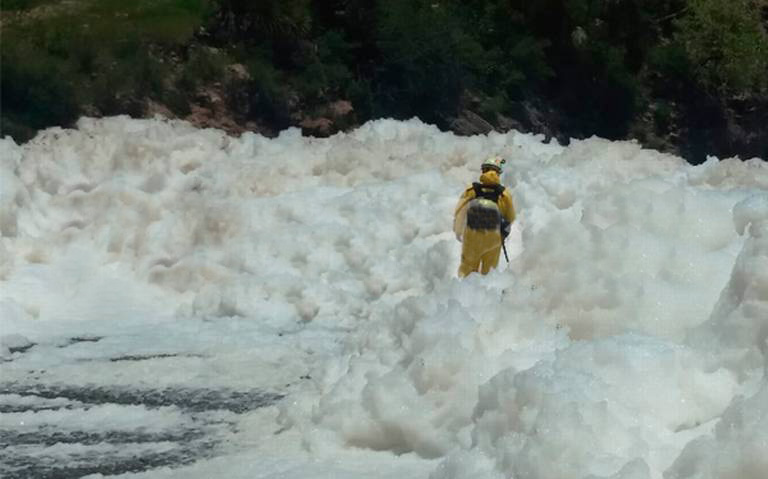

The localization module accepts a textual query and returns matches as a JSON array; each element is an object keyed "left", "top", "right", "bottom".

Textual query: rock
[
  {"left": 299, "top": 117, "right": 334, "bottom": 136},
  {"left": 496, "top": 113, "right": 526, "bottom": 133},
  {"left": 185, "top": 104, "right": 247, "bottom": 135},
  {"left": 286, "top": 92, "right": 301, "bottom": 111},
  {"left": 521, "top": 101, "right": 565, "bottom": 144},
  {"left": 450, "top": 110, "right": 494, "bottom": 136},
  {"left": 328, "top": 100, "right": 353, "bottom": 119},
  {"left": 81, "top": 104, "right": 102, "bottom": 117},
  {"left": 226, "top": 63, "right": 250, "bottom": 82},
  {"left": 195, "top": 87, "right": 224, "bottom": 108},
  {"left": 463, "top": 92, "right": 484, "bottom": 109},
  {"left": 293, "top": 99, "right": 356, "bottom": 137},
  {"left": 145, "top": 100, "right": 175, "bottom": 120}
]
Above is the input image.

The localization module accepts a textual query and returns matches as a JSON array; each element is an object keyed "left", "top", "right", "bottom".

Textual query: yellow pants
[{"left": 458, "top": 229, "right": 502, "bottom": 277}]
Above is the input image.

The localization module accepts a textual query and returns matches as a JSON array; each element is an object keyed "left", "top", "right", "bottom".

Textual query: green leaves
[
  {"left": 0, "top": 0, "right": 212, "bottom": 141},
  {"left": 674, "top": 0, "right": 768, "bottom": 95},
  {"left": 2, "top": 0, "right": 766, "bottom": 158}
]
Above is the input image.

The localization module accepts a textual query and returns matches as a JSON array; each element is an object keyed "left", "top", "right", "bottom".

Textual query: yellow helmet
[{"left": 481, "top": 155, "right": 506, "bottom": 173}]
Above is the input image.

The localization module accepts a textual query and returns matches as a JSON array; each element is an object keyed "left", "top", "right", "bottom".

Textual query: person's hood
[{"left": 479, "top": 169, "right": 501, "bottom": 185}]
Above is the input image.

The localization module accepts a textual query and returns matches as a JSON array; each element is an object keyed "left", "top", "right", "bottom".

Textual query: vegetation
[{"left": 2, "top": 0, "right": 767, "bottom": 162}]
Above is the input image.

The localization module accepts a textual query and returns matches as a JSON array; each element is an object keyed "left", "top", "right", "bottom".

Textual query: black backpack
[{"left": 466, "top": 183, "right": 505, "bottom": 230}]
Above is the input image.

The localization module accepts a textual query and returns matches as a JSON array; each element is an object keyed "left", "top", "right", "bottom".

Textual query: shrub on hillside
[
  {"left": 674, "top": 0, "right": 768, "bottom": 95},
  {"left": 1, "top": 0, "right": 210, "bottom": 141}
]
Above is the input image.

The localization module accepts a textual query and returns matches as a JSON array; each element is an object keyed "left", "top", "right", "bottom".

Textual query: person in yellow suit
[{"left": 453, "top": 156, "right": 516, "bottom": 277}]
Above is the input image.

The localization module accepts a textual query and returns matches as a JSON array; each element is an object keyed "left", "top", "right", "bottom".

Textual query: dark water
[{"left": 0, "top": 379, "right": 284, "bottom": 479}]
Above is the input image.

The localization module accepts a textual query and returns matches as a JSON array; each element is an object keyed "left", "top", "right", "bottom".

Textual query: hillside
[{"left": 2, "top": 0, "right": 767, "bottom": 163}]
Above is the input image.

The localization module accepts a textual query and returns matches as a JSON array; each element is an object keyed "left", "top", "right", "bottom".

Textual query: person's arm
[
  {"left": 453, "top": 188, "right": 474, "bottom": 241},
  {"left": 498, "top": 190, "right": 516, "bottom": 239},
  {"left": 499, "top": 190, "right": 516, "bottom": 224}
]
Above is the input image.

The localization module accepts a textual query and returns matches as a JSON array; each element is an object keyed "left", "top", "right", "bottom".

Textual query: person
[{"left": 453, "top": 155, "right": 516, "bottom": 277}]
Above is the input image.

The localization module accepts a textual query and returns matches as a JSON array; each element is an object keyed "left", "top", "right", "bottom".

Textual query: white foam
[{"left": 1, "top": 116, "right": 766, "bottom": 479}]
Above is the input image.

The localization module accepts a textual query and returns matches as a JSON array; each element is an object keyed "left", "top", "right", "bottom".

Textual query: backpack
[{"left": 466, "top": 183, "right": 505, "bottom": 230}]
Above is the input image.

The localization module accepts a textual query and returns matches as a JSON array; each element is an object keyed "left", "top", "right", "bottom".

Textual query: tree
[{"left": 675, "top": 0, "right": 768, "bottom": 95}]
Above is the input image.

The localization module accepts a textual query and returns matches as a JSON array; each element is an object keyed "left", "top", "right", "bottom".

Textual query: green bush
[
  {"left": 212, "top": 0, "right": 312, "bottom": 43},
  {"left": 457, "top": 0, "right": 551, "bottom": 98},
  {"left": 0, "top": 0, "right": 55, "bottom": 11},
  {"left": 241, "top": 52, "right": 291, "bottom": 127},
  {"left": 1, "top": 0, "right": 211, "bottom": 141},
  {"left": 3, "top": 0, "right": 766, "bottom": 159},
  {"left": 0, "top": 48, "right": 79, "bottom": 141},
  {"left": 371, "top": 0, "right": 483, "bottom": 123},
  {"left": 674, "top": 0, "right": 768, "bottom": 95},
  {"left": 293, "top": 30, "right": 354, "bottom": 103},
  {"left": 178, "top": 47, "right": 230, "bottom": 94}
]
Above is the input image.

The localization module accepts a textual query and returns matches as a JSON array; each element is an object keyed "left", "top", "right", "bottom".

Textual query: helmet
[{"left": 481, "top": 155, "right": 506, "bottom": 173}]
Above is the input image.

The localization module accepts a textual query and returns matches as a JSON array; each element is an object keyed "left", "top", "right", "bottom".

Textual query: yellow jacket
[{"left": 453, "top": 169, "right": 515, "bottom": 240}]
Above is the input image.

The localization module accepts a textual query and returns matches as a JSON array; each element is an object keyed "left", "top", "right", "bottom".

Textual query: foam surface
[{"left": 1, "top": 116, "right": 766, "bottom": 478}]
